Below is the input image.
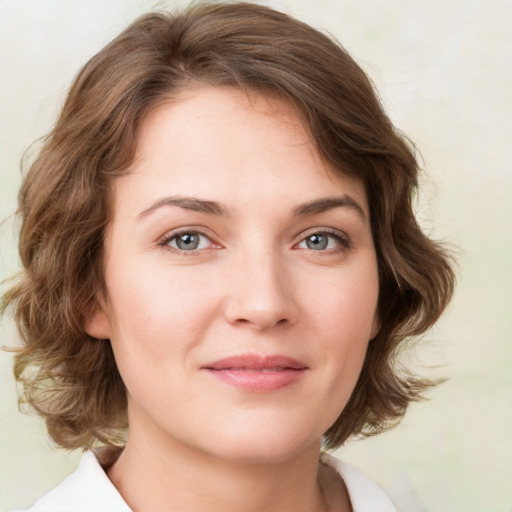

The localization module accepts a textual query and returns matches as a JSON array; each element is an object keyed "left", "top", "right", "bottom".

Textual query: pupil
[
  {"left": 307, "top": 234, "right": 327, "bottom": 250},
  {"left": 177, "top": 233, "right": 199, "bottom": 250}
]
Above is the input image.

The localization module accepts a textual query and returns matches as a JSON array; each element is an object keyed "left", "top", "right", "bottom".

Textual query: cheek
[
  {"left": 306, "top": 262, "right": 378, "bottom": 388},
  {"left": 308, "top": 266, "right": 379, "bottom": 337},
  {"left": 105, "top": 259, "right": 223, "bottom": 360}
]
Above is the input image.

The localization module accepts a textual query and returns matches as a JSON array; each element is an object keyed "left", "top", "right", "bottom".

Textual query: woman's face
[{"left": 87, "top": 87, "right": 379, "bottom": 463}]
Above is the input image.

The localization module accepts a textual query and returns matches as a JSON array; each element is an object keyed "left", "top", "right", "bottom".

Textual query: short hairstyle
[{"left": 2, "top": 1, "right": 454, "bottom": 450}]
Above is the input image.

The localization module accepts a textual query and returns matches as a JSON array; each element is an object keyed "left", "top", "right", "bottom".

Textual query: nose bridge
[{"left": 224, "top": 238, "right": 297, "bottom": 330}]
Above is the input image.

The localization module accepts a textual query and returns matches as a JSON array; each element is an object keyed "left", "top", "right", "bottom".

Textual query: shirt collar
[{"left": 30, "top": 450, "right": 131, "bottom": 512}]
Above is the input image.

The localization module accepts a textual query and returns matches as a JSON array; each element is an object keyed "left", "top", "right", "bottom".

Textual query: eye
[
  {"left": 163, "top": 231, "right": 212, "bottom": 251},
  {"left": 296, "top": 231, "right": 349, "bottom": 252}
]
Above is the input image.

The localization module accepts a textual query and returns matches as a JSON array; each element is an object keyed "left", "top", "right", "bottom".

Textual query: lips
[
  {"left": 202, "top": 355, "right": 308, "bottom": 392},
  {"left": 203, "top": 355, "right": 307, "bottom": 371}
]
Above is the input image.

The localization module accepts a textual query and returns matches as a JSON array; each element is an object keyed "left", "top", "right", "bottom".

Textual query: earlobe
[{"left": 85, "top": 305, "right": 111, "bottom": 340}]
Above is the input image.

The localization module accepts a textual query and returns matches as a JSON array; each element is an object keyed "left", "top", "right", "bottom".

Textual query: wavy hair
[{"left": 2, "top": 1, "right": 455, "bottom": 450}]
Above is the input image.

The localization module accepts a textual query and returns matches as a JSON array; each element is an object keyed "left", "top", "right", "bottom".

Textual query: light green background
[{"left": 1, "top": 1, "right": 511, "bottom": 511}]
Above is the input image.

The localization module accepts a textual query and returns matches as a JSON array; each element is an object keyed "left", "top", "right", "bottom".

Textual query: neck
[{"left": 106, "top": 419, "right": 349, "bottom": 512}]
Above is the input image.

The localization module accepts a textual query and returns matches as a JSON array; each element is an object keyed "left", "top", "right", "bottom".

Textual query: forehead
[{"left": 112, "top": 86, "right": 368, "bottom": 217}]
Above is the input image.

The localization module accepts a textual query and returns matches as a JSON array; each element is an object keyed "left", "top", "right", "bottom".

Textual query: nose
[{"left": 223, "top": 249, "right": 299, "bottom": 332}]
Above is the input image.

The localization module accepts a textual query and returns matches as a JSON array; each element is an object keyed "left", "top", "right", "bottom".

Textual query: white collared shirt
[{"left": 14, "top": 451, "right": 397, "bottom": 511}]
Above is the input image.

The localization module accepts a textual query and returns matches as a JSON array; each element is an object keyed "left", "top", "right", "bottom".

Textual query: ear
[{"left": 85, "top": 303, "right": 111, "bottom": 340}]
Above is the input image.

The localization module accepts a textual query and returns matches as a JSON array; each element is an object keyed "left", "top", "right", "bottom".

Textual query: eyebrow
[
  {"left": 292, "top": 196, "right": 367, "bottom": 221},
  {"left": 137, "top": 194, "right": 366, "bottom": 221},
  {"left": 137, "top": 196, "right": 229, "bottom": 220}
]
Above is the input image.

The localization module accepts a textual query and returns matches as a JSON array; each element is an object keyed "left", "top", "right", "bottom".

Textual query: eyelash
[{"left": 158, "top": 228, "right": 351, "bottom": 254}]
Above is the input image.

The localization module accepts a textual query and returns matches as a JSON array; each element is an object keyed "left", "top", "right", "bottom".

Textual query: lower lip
[{"left": 205, "top": 368, "right": 306, "bottom": 392}]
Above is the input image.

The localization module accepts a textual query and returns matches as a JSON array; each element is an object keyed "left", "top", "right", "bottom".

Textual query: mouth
[{"left": 201, "top": 355, "right": 308, "bottom": 392}]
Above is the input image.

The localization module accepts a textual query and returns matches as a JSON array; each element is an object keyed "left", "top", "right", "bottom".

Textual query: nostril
[{"left": 232, "top": 317, "right": 289, "bottom": 330}]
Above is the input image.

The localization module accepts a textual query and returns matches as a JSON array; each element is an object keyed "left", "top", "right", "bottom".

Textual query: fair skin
[{"left": 87, "top": 87, "right": 379, "bottom": 512}]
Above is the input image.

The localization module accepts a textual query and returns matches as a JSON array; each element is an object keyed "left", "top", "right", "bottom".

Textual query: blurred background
[{"left": 0, "top": 0, "right": 510, "bottom": 511}]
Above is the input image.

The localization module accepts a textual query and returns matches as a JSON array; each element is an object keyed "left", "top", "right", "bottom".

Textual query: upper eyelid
[
  {"left": 298, "top": 226, "right": 347, "bottom": 237},
  {"left": 294, "top": 227, "right": 350, "bottom": 243},
  {"left": 159, "top": 226, "right": 214, "bottom": 239}
]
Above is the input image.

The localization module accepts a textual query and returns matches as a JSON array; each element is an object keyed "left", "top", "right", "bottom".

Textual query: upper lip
[{"left": 202, "top": 354, "right": 308, "bottom": 370}]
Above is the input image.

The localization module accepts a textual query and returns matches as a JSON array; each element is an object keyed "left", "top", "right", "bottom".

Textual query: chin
[{"left": 199, "top": 420, "right": 322, "bottom": 465}]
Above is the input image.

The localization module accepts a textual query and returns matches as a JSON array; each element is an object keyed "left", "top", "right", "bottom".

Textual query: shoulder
[
  {"left": 320, "top": 452, "right": 397, "bottom": 512},
  {"left": 12, "top": 451, "right": 131, "bottom": 512}
]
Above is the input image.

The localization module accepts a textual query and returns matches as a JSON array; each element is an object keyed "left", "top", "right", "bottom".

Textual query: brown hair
[{"left": 2, "top": 1, "right": 454, "bottom": 450}]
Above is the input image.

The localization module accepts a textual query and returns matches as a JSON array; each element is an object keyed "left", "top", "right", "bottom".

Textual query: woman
[{"left": 2, "top": 2, "right": 454, "bottom": 511}]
